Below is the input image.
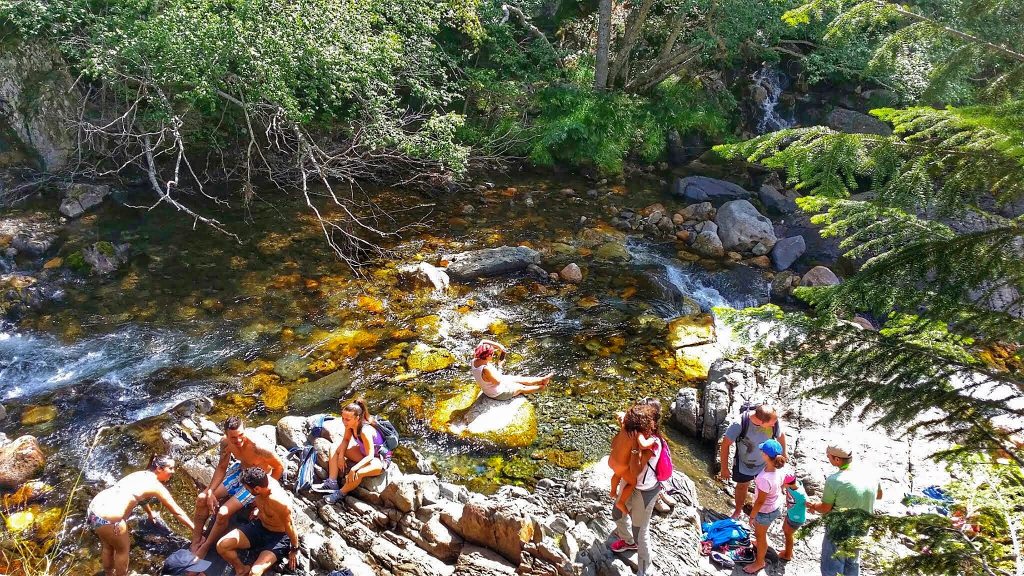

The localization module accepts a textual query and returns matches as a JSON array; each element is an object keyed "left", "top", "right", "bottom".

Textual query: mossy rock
[
  {"left": 20, "top": 405, "right": 57, "bottom": 426},
  {"left": 666, "top": 313, "right": 716, "bottom": 348},
  {"left": 427, "top": 380, "right": 538, "bottom": 448},
  {"left": 406, "top": 343, "right": 456, "bottom": 372},
  {"left": 593, "top": 241, "right": 630, "bottom": 262},
  {"left": 262, "top": 384, "right": 289, "bottom": 411}
]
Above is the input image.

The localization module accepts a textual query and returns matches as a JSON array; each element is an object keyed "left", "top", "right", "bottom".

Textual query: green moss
[
  {"left": 95, "top": 241, "right": 116, "bottom": 257},
  {"left": 64, "top": 251, "right": 88, "bottom": 273},
  {"left": 502, "top": 457, "right": 539, "bottom": 481}
]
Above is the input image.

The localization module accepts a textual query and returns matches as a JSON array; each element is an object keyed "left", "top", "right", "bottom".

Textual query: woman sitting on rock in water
[
  {"left": 470, "top": 339, "right": 552, "bottom": 400},
  {"left": 315, "top": 398, "right": 390, "bottom": 504},
  {"left": 87, "top": 455, "right": 196, "bottom": 576}
]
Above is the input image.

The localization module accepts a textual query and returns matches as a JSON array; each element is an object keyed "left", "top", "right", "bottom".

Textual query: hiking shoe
[
  {"left": 311, "top": 479, "right": 339, "bottom": 494},
  {"left": 324, "top": 490, "right": 346, "bottom": 504},
  {"left": 610, "top": 539, "right": 638, "bottom": 553}
]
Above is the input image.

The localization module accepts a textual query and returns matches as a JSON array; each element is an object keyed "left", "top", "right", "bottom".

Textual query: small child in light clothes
[{"left": 780, "top": 473, "right": 807, "bottom": 561}]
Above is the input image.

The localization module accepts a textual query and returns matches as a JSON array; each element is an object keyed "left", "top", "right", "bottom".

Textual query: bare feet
[
  {"left": 730, "top": 510, "right": 743, "bottom": 520},
  {"left": 743, "top": 561, "right": 766, "bottom": 574},
  {"left": 539, "top": 373, "right": 554, "bottom": 386},
  {"left": 778, "top": 552, "right": 793, "bottom": 561}
]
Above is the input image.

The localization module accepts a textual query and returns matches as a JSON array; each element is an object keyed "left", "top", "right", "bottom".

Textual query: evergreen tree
[{"left": 718, "top": 2, "right": 1024, "bottom": 573}]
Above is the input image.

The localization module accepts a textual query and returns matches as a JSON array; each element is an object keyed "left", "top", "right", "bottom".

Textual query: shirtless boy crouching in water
[
  {"left": 216, "top": 467, "right": 299, "bottom": 576},
  {"left": 190, "top": 416, "right": 285, "bottom": 559}
]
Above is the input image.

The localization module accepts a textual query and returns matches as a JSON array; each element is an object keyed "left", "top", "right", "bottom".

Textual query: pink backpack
[{"left": 649, "top": 436, "right": 673, "bottom": 482}]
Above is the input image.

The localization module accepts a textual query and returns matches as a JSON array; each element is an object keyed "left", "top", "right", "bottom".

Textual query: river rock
[
  {"left": 559, "top": 263, "right": 583, "bottom": 284},
  {"left": 827, "top": 107, "right": 893, "bottom": 136},
  {"left": 689, "top": 230, "right": 725, "bottom": 259},
  {"left": 407, "top": 343, "right": 457, "bottom": 372},
  {"left": 19, "top": 405, "right": 57, "bottom": 426},
  {"left": 276, "top": 415, "right": 308, "bottom": 449},
  {"left": 443, "top": 246, "right": 541, "bottom": 280},
  {"left": 59, "top": 183, "right": 111, "bottom": 219},
  {"left": 12, "top": 231, "right": 57, "bottom": 256},
  {"left": 398, "top": 262, "right": 450, "bottom": 293},
  {"left": 666, "top": 314, "right": 715, "bottom": 348},
  {"left": 447, "top": 395, "right": 537, "bottom": 448},
  {"left": 81, "top": 241, "right": 130, "bottom": 275},
  {"left": 0, "top": 435, "right": 46, "bottom": 489},
  {"left": 593, "top": 241, "right": 630, "bottom": 263},
  {"left": 671, "top": 388, "right": 700, "bottom": 436},
  {"left": 715, "top": 200, "right": 777, "bottom": 253},
  {"left": 771, "top": 235, "right": 806, "bottom": 271},
  {"left": 673, "top": 176, "right": 751, "bottom": 204},
  {"left": 802, "top": 265, "right": 841, "bottom": 287},
  {"left": 758, "top": 184, "right": 797, "bottom": 215},
  {"left": 680, "top": 202, "right": 715, "bottom": 221}
]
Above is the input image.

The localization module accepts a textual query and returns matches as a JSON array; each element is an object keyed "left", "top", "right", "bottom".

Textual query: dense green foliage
[{"left": 719, "top": 1, "right": 1024, "bottom": 574}]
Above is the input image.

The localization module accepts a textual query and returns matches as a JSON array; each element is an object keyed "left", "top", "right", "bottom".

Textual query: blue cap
[
  {"left": 162, "top": 549, "right": 212, "bottom": 575},
  {"left": 759, "top": 439, "right": 783, "bottom": 458}
]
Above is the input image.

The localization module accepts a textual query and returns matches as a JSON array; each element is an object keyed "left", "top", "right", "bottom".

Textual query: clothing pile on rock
[
  {"left": 902, "top": 485, "right": 954, "bottom": 516},
  {"left": 700, "top": 518, "right": 755, "bottom": 569}
]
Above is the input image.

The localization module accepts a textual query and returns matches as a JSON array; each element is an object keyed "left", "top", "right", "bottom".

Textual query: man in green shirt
[{"left": 809, "top": 441, "right": 882, "bottom": 576}]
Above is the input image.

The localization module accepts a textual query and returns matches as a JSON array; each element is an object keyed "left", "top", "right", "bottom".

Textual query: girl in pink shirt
[{"left": 744, "top": 438, "right": 788, "bottom": 574}]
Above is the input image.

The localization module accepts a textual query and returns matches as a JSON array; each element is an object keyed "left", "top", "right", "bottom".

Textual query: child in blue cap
[{"left": 744, "top": 438, "right": 788, "bottom": 574}]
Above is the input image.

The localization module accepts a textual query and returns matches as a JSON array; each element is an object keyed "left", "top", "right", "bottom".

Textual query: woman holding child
[{"left": 607, "top": 399, "right": 664, "bottom": 576}]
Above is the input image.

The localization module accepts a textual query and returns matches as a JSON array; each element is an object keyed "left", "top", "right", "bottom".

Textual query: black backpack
[
  {"left": 737, "top": 401, "right": 780, "bottom": 442},
  {"left": 373, "top": 417, "right": 400, "bottom": 451}
]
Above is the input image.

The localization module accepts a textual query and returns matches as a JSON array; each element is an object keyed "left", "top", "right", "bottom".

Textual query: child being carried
[{"left": 609, "top": 405, "right": 660, "bottom": 515}]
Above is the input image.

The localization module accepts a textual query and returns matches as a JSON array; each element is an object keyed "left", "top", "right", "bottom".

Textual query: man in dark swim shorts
[{"left": 216, "top": 467, "right": 298, "bottom": 576}]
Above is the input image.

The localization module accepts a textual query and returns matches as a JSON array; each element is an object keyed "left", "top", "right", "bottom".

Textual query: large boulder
[
  {"left": 59, "top": 183, "right": 111, "bottom": 219},
  {"left": 715, "top": 200, "right": 777, "bottom": 253},
  {"left": 758, "top": 184, "right": 797, "bottom": 215},
  {"left": 443, "top": 246, "right": 540, "bottom": 280},
  {"left": 827, "top": 107, "right": 892, "bottom": 136},
  {"left": 666, "top": 314, "right": 716, "bottom": 348},
  {"left": 671, "top": 388, "right": 700, "bottom": 436},
  {"left": 448, "top": 396, "right": 537, "bottom": 448},
  {"left": 770, "top": 235, "right": 806, "bottom": 271},
  {"left": 673, "top": 176, "right": 751, "bottom": 204},
  {"left": 449, "top": 500, "right": 536, "bottom": 564},
  {"left": 0, "top": 41, "right": 77, "bottom": 172},
  {"left": 802, "top": 265, "right": 841, "bottom": 287},
  {"left": 0, "top": 436, "right": 46, "bottom": 489}
]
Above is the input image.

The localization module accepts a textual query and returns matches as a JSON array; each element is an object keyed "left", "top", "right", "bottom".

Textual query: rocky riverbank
[{"left": 159, "top": 403, "right": 718, "bottom": 576}]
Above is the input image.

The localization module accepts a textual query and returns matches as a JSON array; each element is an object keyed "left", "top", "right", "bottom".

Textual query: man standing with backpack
[{"left": 717, "top": 404, "right": 787, "bottom": 519}]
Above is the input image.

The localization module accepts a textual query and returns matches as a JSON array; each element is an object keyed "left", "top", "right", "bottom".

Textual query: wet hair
[
  {"left": 623, "top": 404, "right": 659, "bottom": 436},
  {"left": 342, "top": 398, "right": 370, "bottom": 423},
  {"left": 474, "top": 343, "right": 496, "bottom": 360},
  {"left": 148, "top": 455, "right": 175, "bottom": 471},
  {"left": 223, "top": 415, "right": 243, "bottom": 431},
  {"left": 240, "top": 467, "right": 269, "bottom": 490},
  {"left": 753, "top": 405, "right": 777, "bottom": 422}
]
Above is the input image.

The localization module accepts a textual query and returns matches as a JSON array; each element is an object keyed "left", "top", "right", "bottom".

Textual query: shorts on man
[
  {"left": 239, "top": 521, "right": 291, "bottom": 561},
  {"left": 223, "top": 461, "right": 255, "bottom": 506}
]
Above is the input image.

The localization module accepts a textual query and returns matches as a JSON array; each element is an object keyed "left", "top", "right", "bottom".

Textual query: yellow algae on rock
[
  {"left": 4, "top": 506, "right": 60, "bottom": 538},
  {"left": 225, "top": 393, "right": 256, "bottom": 411},
  {"left": 384, "top": 342, "right": 409, "bottom": 360},
  {"left": 674, "top": 344, "right": 721, "bottom": 381},
  {"left": 487, "top": 319, "right": 509, "bottom": 336},
  {"left": 244, "top": 373, "right": 280, "bottom": 392},
  {"left": 667, "top": 314, "right": 716, "bottom": 348},
  {"left": 406, "top": 343, "right": 456, "bottom": 372},
  {"left": 262, "top": 385, "right": 289, "bottom": 411},
  {"left": 356, "top": 295, "right": 385, "bottom": 313},
  {"left": 307, "top": 358, "right": 338, "bottom": 374},
  {"left": 427, "top": 380, "right": 537, "bottom": 448},
  {"left": 322, "top": 328, "right": 381, "bottom": 351},
  {"left": 20, "top": 406, "right": 57, "bottom": 426},
  {"left": 413, "top": 315, "right": 441, "bottom": 339}
]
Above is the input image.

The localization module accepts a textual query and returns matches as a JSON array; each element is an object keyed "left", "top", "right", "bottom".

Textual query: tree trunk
[{"left": 594, "top": 0, "right": 613, "bottom": 91}]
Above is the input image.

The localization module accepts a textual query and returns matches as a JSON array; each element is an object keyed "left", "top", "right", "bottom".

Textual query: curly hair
[
  {"left": 240, "top": 466, "right": 269, "bottom": 490},
  {"left": 623, "top": 403, "right": 659, "bottom": 436}
]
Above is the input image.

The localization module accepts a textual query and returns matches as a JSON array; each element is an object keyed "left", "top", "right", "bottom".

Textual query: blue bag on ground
[{"left": 701, "top": 518, "right": 750, "bottom": 547}]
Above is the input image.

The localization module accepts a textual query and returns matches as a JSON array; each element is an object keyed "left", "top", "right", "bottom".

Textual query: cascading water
[{"left": 751, "top": 64, "right": 795, "bottom": 134}]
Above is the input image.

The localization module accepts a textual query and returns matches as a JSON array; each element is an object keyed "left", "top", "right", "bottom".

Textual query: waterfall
[{"left": 751, "top": 64, "right": 794, "bottom": 134}]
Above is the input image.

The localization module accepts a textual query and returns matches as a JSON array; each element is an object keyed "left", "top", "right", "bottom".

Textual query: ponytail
[
  {"left": 342, "top": 397, "right": 370, "bottom": 423},
  {"left": 773, "top": 455, "right": 788, "bottom": 468}
]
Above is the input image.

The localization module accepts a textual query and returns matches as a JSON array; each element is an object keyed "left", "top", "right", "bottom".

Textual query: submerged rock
[
  {"left": 407, "top": 343, "right": 457, "bottom": 372},
  {"left": 443, "top": 246, "right": 540, "bottom": 280},
  {"left": 0, "top": 435, "right": 46, "bottom": 489},
  {"left": 81, "top": 241, "right": 130, "bottom": 275},
  {"left": 19, "top": 405, "right": 57, "bottom": 426},
  {"left": 592, "top": 241, "right": 630, "bottom": 263}
]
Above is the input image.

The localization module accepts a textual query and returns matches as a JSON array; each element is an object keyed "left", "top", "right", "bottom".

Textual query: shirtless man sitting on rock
[
  {"left": 216, "top": 467, "right": 298, "bottom": 576},
  {"left": 190, "top": 416, "right": 284, "bottom": 559}
]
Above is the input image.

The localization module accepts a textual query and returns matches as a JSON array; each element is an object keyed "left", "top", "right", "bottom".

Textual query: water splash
[{"left": 752, "top": 65, "right": 795, "bottom": 134}]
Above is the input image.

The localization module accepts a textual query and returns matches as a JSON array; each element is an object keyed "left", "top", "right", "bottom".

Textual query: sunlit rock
[
  {"left": 407, "top": 343, "right": 456, "bottom": 372},
  {"left": 428, "top": 381, "right": 537, "bottom": 448},
  {"left": 262, "top": 384, "right": 289, "bottom": 411},
  {"left": 666, "top": 314, "right": 716, "bottom": 348},
  {"left": 0, "top": 436, "right": 45, "bottom": 489},
  {"left": 356, "top": 295, "right": 385, "bottom": 313},
  {"left": 19, "top": 405, "right": 56, "bottom": 427}
]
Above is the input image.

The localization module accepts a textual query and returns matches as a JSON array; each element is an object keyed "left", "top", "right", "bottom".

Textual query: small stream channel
[{"left": 0, "top": 173, "right": 769, "bottom": 571}]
